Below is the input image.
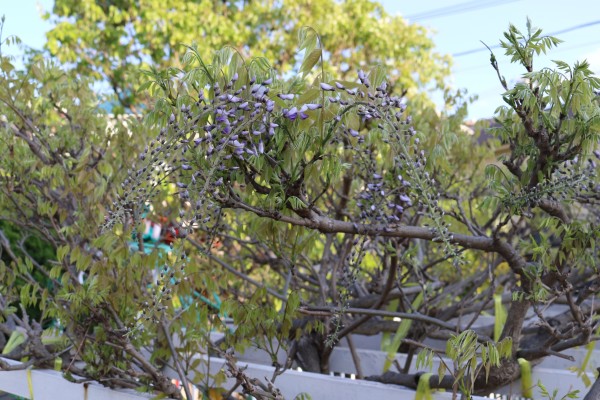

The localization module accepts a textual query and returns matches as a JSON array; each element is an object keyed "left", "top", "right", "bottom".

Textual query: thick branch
[
  {"left": 225, "top": 197, "right": 528, "bottom": 276},
  {"left": 299, "top": 305, "right": 460, "bottom": 332},
  {"left": 584, "top": 368, "right": 600, "bottom": 400}
]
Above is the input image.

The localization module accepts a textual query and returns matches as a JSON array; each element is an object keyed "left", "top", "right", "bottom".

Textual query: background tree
[{"left": 44, "top": 0, "right": 450, "bottom": 112}]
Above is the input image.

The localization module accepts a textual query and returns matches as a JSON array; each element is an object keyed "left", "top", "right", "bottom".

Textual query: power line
[
  {"left": 406, "top": 0, "right": 518, "bottom": 22},
  {"left": 453, "top": 39, "right": 600, "bottom": 75},
  {"left": 453, "top": 20, "right": 600, "bottom": 57}
]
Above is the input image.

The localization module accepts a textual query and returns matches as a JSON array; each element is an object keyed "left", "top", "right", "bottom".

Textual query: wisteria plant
[{"left": 113, "top": 22, "right": 600, "bottom": 398}]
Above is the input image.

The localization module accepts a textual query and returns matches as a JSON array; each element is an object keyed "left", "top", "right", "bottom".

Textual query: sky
[
  {"left": 1, "top": 0, "right": 600, "bottom": 119},
  {"left": 380, "top": 0, "right": 600, "bottom": 119}
]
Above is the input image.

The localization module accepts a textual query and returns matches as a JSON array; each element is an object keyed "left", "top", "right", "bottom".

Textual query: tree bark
[{"left": 584, "top": 368, "right": 600, "bottom": 400}]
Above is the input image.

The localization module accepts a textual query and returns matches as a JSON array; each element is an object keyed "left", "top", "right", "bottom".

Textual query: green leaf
[
  {"left": 367, "top": 65, "right": 387, "bottom": 88},
  {"left": 382, "top": 292, "right": 423, "bottom": 372},
  {"left": 2, "top": 330, "right": 26, "bottom": 355},
  {"left": 415, "top": 373, "right": 433, "bottom": 400},
  {"left": 518, "top": 358, "right": 533, "bottom": 398},
  {"left": 494, "top": 294, "right": 507, "bottom": 342},
  {"left": 57, "top": 245, "right": 70, "bottom": 263},
  {"left": 437, "top": 362, "right": 447, "bottom": 385},
  {"left": 300, "top": 49, "right": 322, "bottom": 77}
]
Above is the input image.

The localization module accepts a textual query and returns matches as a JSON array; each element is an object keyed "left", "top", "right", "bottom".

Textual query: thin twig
[
  {"left": 161, "top": 318, "right": 193, "bottom": 400},
  {"left": 345, "top": 335, "right": 364, "bottom": 379}
]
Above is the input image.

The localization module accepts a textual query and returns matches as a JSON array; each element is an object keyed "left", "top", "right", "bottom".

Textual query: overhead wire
[
  {"left": 398, "top": 4, "right": 600, "bottom": 117},
  {"left": 453, "top": 39, "right": 600, "bottom": 75},
  {"left": 405, "top": 0, "right": 519, "bottom": 22},
  {"left": 453, "top": 20, "right": 600, "bottom": 57}
]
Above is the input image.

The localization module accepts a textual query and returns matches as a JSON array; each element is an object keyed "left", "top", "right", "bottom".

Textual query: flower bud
[{"left": 320, "top": 82, "right": 335, "bottom": 91}]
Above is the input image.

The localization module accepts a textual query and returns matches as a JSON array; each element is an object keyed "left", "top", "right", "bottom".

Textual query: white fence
[
  {"left": 226, "top": 334, "right": 598, "bottom": 400},
  {"left": 1, "top": 335, "right": 598, "bottom": 400}
]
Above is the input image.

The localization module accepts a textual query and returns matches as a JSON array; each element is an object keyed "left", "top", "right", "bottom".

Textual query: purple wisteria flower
[
  {"left": 357, "top": 69, "right": 370, "bottom": 87},
  {"left": 266, "top": 100, "right": 275, "bottom": 112},
  {"left": 226, "top": 94, "right": 242, "bottom": 103},
  {"left": 320, "top": 82, "right": 335, "bottom": 91},
  {"left": 304, "top": 103, "right": 322, "bottom": 110},
  {"left": 283, "top": 107, "right": 298, "bottom": 121},
  {"left": 268, "top": 122, "right": 278, "bottom": 136}
]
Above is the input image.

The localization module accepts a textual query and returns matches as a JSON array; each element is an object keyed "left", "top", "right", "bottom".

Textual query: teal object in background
[{"left": 128, "top": 240, "right": 222, "bottom": 313}]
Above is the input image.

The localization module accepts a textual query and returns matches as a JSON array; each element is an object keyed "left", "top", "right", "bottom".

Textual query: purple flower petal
[
  {"left": 305, "top": 103, "right": 322, "bottom": 110},
  {"left": 320, "top": 82, "right": 335, "bottom": 91},
  {"left": 285, "top": 106, "right": 298, "bottom": 121},
  {"left": 399, "top": 195, "right": 411, "bottom": 204},
  {"left": 278, "top": 93, "right": 295, "bottom": 100},
  {"left": 266, "top": 100, "right": 275, "bottom": 112},
  {"left": 357, "top": 70, "right": 366, "bottom": 82}
]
